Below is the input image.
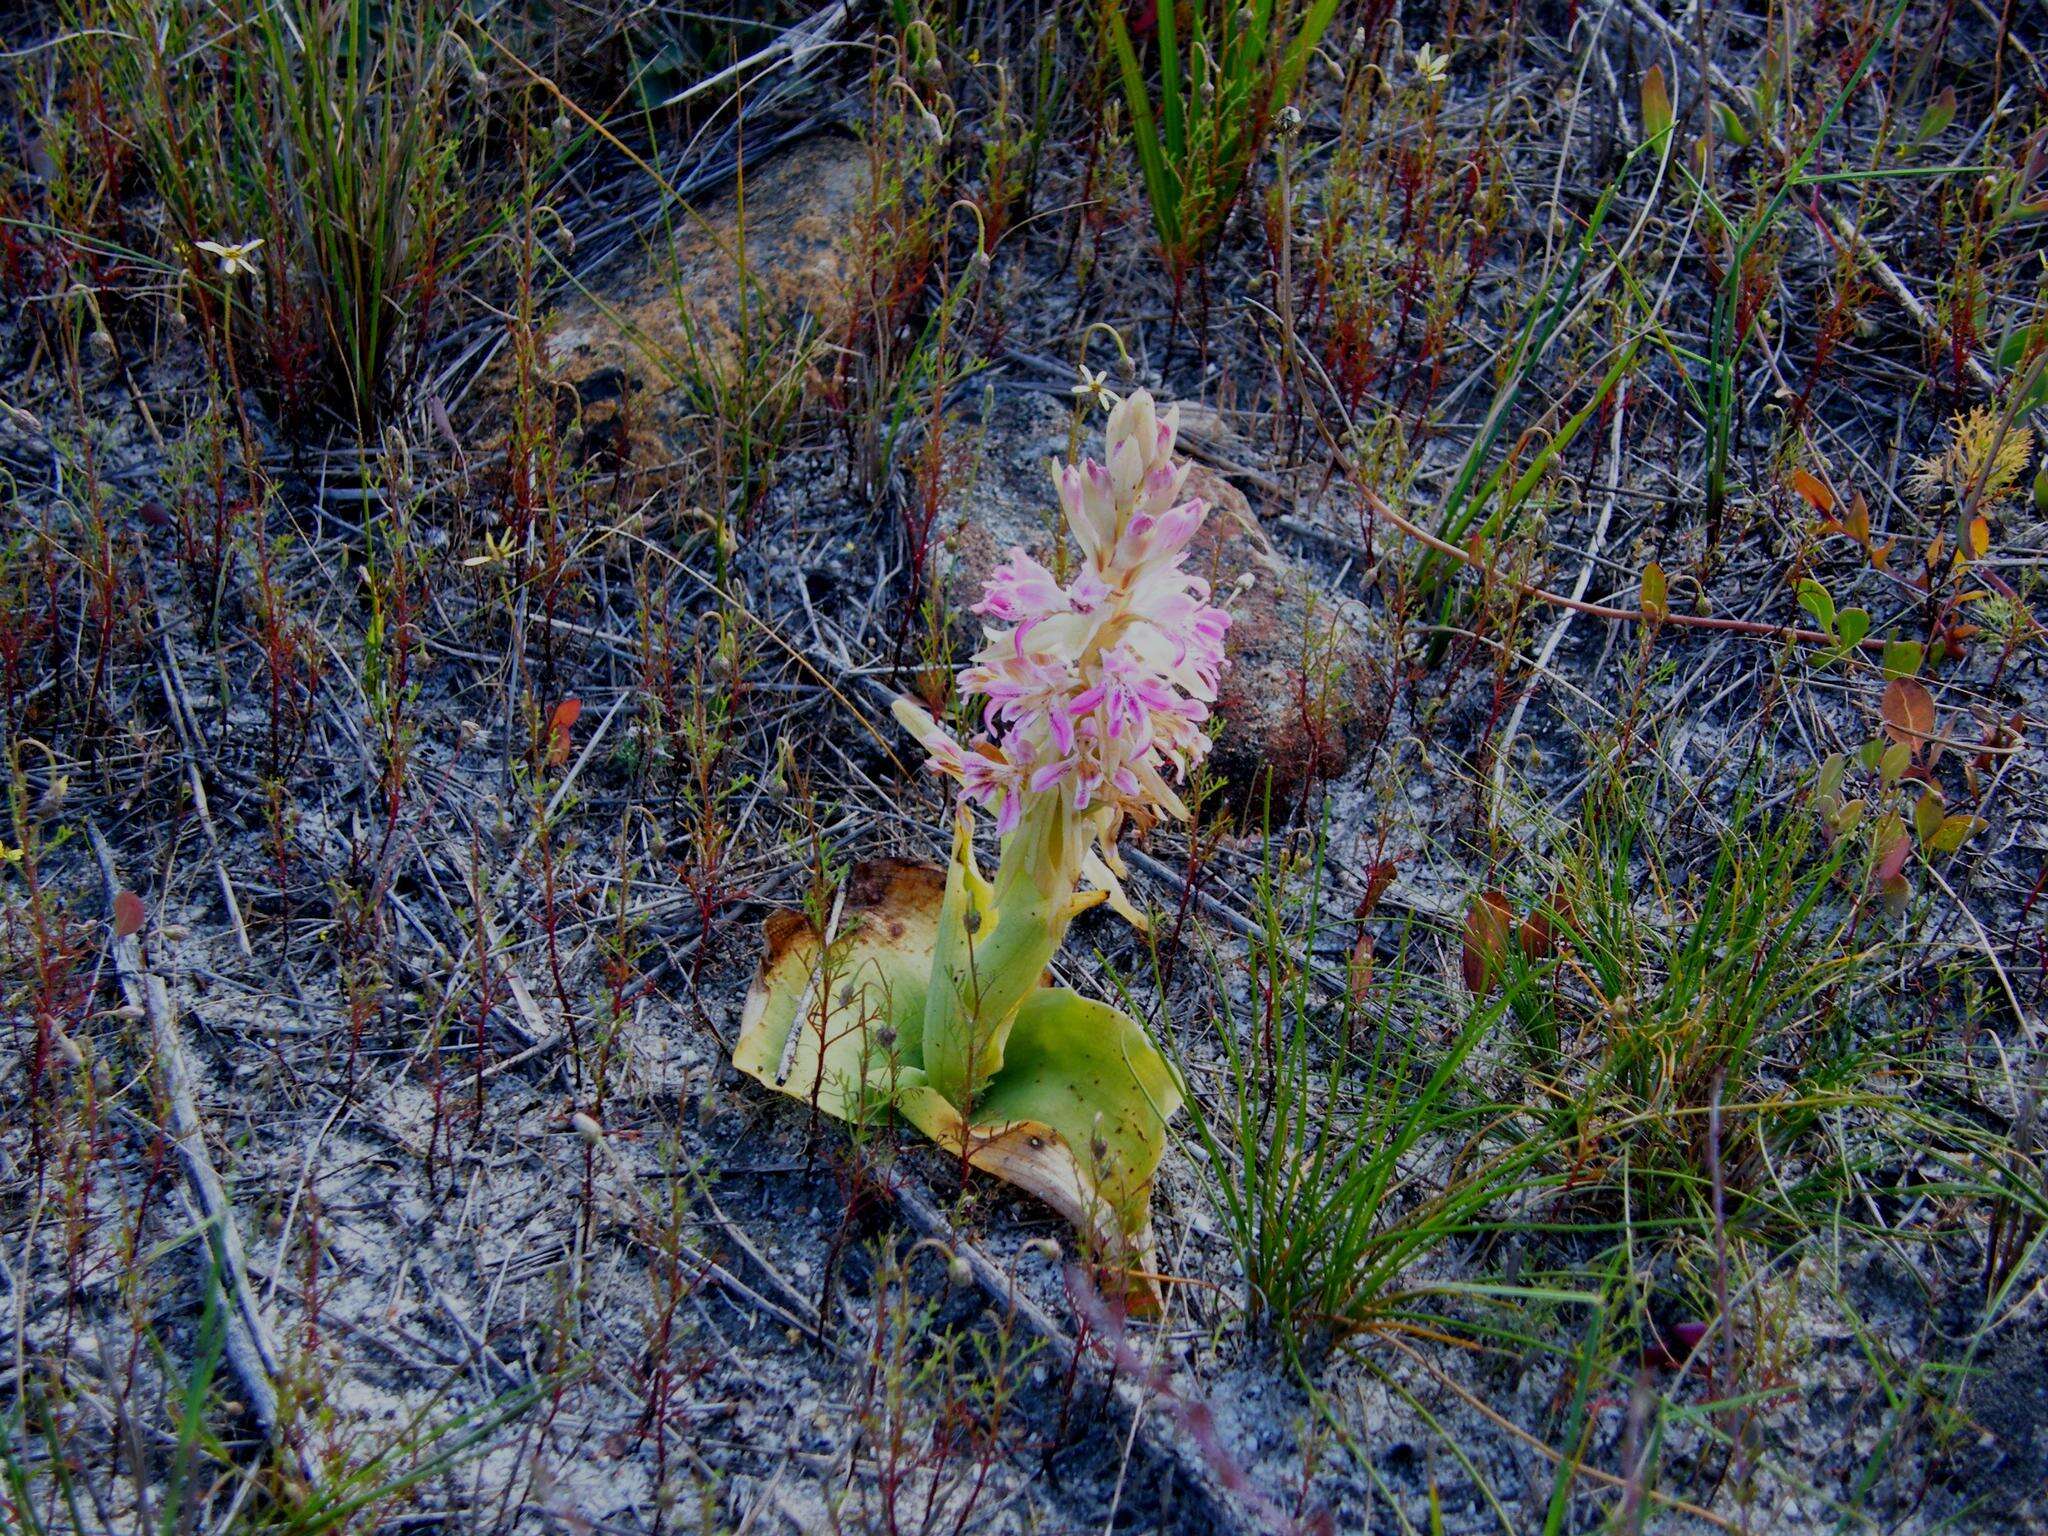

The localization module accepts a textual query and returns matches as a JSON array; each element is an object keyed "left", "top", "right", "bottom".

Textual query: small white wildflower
[
  {"left": 195, "top": 238, "right": 264, "bottom": 279},
  {"left": 1070, "top": 365, "right": 1117, "bottom": 413},
  {"left": 1414, "top": 43, "right": 1451, "bottom": 86}
]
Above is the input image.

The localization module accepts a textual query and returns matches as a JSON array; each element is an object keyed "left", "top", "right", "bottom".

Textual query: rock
[
  {"left": 477, "top": 134, "right": 866, "bottom": 483},
  {"left": 941, "top": 397, "right": 1377, "bottom": 809}
]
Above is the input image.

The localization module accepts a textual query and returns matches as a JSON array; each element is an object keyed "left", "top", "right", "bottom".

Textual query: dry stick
[
  {"left": 141, "top": 571, "right": 254, "bottom": 957},
  {"left": 1620, "top": 0, "right": 1999, "bottom": 394},
  {"left": 571, "top": 1116, "right": 843, "bottom": 1357},
  {"left": 1492, "top": 378, "right": 1629, "bottom": 809},
  {"left": 88, "top": 824, "right": 317, "bottom": 1487}
]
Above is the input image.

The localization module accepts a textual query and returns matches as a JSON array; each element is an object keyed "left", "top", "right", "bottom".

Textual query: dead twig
[{"left": 89, "top": 822, "right": 317, "bottom": 1486}]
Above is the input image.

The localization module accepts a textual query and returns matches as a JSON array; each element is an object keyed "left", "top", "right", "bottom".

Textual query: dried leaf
[
  {"left": 112, "top": 890, "right": 147, "bottom": 940},
  {"left": 1347, "top": 935, "right": 1375, "bottom": 1002},
  {"left": 1880, "top": 677, "right": 1937, "bottom": 755}
]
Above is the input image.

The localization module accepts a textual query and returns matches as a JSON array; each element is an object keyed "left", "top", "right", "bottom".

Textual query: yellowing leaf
[
  {"left": 1641, "top": 65, "right": 1673, "bottom": 142},
  {"left": 1930, "top": 814, "right": 1983, "bottom": 853},
  {"left": 899, "top": 986, "right": 1181, "bottom": 1312},
  {"left": 732, "top": 859, "right": 946, "bottom": 1123},
  {"left": 1641, "top": 562, "right": 1668, "bottom": 620},
  {"left": 1913, "top": 789, "right": 1945, "bottom": 848}
]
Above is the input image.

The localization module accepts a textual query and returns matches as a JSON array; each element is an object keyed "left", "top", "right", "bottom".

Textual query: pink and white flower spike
[{"left": 893, "top": 390, "right": 1231, "bottom": 908}]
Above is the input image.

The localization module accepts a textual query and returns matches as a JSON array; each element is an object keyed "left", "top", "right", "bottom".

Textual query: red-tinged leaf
[
  {"left": 1844, "top": 492, "right": 1870, "bottom": 544},
  {"left": 1876, "top": 833, "right": 1912, "bottom": 885},
  {"left": 1347, "top": 934, "right": 1375, "bottom": 1002},
  {"left": 1671, "top": 1320, "right": 1710, "bottom": 1353},
  {"left": 546, "top": 697, "right": 583, "bottom": 767},
  {"left": 1788, "top": 467, "right": 1834, "bottom": 514},
  {"left": 113, "top": 890, "right": 146, "bottom": 939},
  {"left": 1353, "top": 860, "right": 1398, "bottom": 924},
  {"left": 1462, "top": 890, "right": 1515, "bottom": 995},
  {"left": 1880, "top": 677, "right": 1936, "bottom": 755}
]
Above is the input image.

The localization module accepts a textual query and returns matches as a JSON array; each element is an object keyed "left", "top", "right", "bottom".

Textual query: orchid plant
[{"left": 733, "top": 392, "right": 1230, "bottom": 1302}]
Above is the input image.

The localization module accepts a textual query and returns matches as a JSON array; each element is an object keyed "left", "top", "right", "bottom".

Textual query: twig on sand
[{"left": 89, "top": 823, "right": 317, "bottom": 1486}]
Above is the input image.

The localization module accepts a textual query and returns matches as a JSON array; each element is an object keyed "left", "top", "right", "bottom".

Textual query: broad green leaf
[
  {"left": 1883, "top": 639, "right": 1924, "bottom": 679},
  {"left": 1995, "top": 319, "right": 2047, "bottom": 372},
  {"left": 899, "top": 985, "right": 1182, "bottom": 1310},
  {"left": 1795, "top": 578, "right": 1835, "bottom": 631},
  {"left": 732, "top": 850, "right": 1182, "bottom": 1310},
  {"left": 1835, "top": 608, "right": 1870, "bottom": 648}
]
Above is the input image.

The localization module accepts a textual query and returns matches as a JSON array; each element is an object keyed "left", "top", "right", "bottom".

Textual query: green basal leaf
[
  {"left": 732, "top": 843, "right": 1184, "bottom": 1311},
  {"left": 899, "top": 985, "right": 1181, "bottom": 1310}
]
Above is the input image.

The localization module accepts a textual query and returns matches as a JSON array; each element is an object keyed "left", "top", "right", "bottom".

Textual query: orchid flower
[
  {"left": 735, "top": 392, "right": 1230, "bottom": 1307},
  {"left": 893, "top": 389, "right": 1229, "bottom": 911}
]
